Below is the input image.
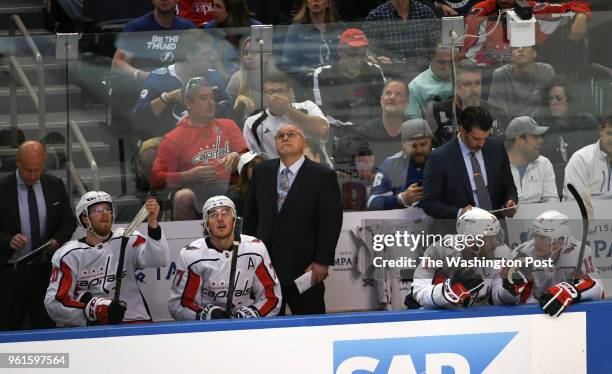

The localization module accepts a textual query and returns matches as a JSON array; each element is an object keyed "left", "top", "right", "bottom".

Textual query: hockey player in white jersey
[
  {"left": 496, "top": 210, "right": 604, "bottom": 317},
  {"left": 411, "top": 208, "right": 511, "bottom": 308},
  {"left": 45, "top": 191, "right": 169, "bottom": 326},
  {"left": 169, "top": 196, "right": 281, "bottom": 320}
]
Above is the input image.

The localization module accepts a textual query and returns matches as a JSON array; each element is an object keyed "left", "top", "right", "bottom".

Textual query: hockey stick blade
[
  {"left": 566, "top": 183, "right": 588, "bottom": 278},
  {"left": 114, "top": 203, "right": 150, "bottom": 303},
  {"left": 225, "top": 217, "right": 243, "bottom": 318}
]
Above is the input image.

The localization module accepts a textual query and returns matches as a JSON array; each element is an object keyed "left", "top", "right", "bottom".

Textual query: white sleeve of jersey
[
  {"left": 168, "top": 248, "right": 203, "bottom": 321},
  {"left": 411, "top": 245, "right": 452, "bottom": 308},
  {"left": 44, "top": 244, "right": 88, "bottom": 327},
  {"left": 491, "top": 245, "right": 520, "bottom": 305},
  {"left": 248, "top": 240, "right": 282, "bottom": 317},
  {"left": 576, "top": 245, "right": 605, "bottom": 301},
  {"left": 130, "top": 228, "right": 170, "bottom": 269}
]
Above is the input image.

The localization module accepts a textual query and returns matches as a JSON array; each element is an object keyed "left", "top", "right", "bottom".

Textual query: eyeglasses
[
  {"left": 208, "top": 208, "right": 233, "bottom": 219},
  {"left": 382, "top": 91, "right": 406, "bottom": 98},
  {"left": 89, "top": 206, "right": 112, "bottom": 216},
  {"left": 264, "top": 87, "right": 290, "bottom": 96},
  {"left": 184, "top": 76, "right": 211, "bottom": 100},
  {"left": 275, "top": 130, "right": 303, "bottom": 140}
]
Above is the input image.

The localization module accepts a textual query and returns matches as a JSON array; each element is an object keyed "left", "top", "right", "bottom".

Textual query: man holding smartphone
[{"left": 368, "top": 119, "right": 434, "bottom": 210}]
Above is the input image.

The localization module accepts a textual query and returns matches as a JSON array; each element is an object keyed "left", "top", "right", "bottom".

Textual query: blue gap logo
[{"left": 333, "top": 332, "right": 517, "bottom": 374}]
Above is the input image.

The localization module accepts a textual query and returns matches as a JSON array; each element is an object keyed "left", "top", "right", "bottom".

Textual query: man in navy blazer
[
  {"left": 420, "top": 106, "right": 518, "bottom": 222},
  {"left": 244, "top": 124, "right": 343, "bottom": 315}
]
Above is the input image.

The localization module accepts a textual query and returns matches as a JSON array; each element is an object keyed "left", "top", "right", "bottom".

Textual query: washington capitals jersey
[
  {"left": 496, "top": 237, "right": 604, "bottom": 304},
  {"left": 412, "top": 239, "right": 511, "bottom": 308},
  {"left": 45, "top": 228, "right": 170, "bottom": 326},
  {"left": 168, "top": 234, "right": 281, "bottom": 320}
]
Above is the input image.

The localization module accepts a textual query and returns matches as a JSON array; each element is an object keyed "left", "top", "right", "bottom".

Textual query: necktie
[
  {"left": 278, "top": 168, "right": 290, "bottom": 212},
  {"left": 28, "top": 185, "right": 42, "bottom": 250},
  {"left": 468, "top": 152, "right": 492, "bottom": 211}
]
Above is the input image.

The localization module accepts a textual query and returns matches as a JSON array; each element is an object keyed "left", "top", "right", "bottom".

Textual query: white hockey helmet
[
  {"left": 75, "top": 191, "right": 114, "bottom": 229},
  {"left": 456, "top": 207, "right": 500, "bottom": 237},
  {"left": 531, "top": 210, "right": 571, "bottom": 249},
  {"left": 237, "top": 151, "right": 265, "bottom": 175},
  {"left": 202, "top": 195, "right": 236, "bottom": 235}
]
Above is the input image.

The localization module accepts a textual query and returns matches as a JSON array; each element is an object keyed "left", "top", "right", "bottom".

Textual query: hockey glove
[
  {"left": 502, "top": 268, "right": 528, "bottom": 296},
  {"left": 443, "top": 268, "right": 484, "bottom": 304},
  {"left": 84, "top": 295, "right": 127, "bottom": 324},
  {"left": 232, "top": 305, "right": 261, "bottom": 319},
  {"left": 198, "top": 304, "right": 225, "bottom": 320},
  {"left": 539, "top": 282, "right": 580, "bottom": 317}
]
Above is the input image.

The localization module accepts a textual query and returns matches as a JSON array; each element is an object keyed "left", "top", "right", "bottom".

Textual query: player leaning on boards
[
  {"left": 169, "top": 196, "right": 281, "bottom": 320},
  {"left": 496, "top": 210, "right": 604, "bottom": 317},
  {"left": 411, "top": 208, "right": 511, "bottom": 308},
  {"left": 45, "top": 192, "right": 170, "bottom": 326}
]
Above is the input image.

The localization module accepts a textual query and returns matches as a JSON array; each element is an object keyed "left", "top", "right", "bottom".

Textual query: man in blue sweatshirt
[{"left": 367, "top": 118, "right": 433, "bottom": 210}]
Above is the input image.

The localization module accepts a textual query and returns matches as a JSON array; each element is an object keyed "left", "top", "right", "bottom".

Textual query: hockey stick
[
  {"left": 225, "top": 217, "right": 243, "bottom": 318},
  {"left": 113, "top": 203, "right": 151, "bottom": 303},
  {"left": 566, "top": 183, "right": 588, "bottom": 278}
]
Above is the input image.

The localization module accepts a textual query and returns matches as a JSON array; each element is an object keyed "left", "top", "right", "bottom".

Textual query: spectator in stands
[
  {"left": 368, "top": 119, "right": 433, "bottom": 210},
  {"left": 488, "top": 46, "right": 555, "bottom": 118},
  {"left": 178, "top": 0, "right": 215, "bottom": 25},
  {"left": 563, "top": 113, "right": 612, "bottom": 201},
  {"left": 150, "top": 77, "right": 247, "bottom": 220},
  {"left": 431, "top": 59, "right": 509, "bottom": 146},
  {"left": 0, "top": 141, "right": 77, "bottom": 330},
  {"left": 243, "top": 72, "right": 329, "bottom": 161},
  {"left": 363, "top": 0, "right": 439, "bottom": 82},
  {"left": 282, "top": 0, "right": 345, "bottom": 95},
  {"left": 335, "top": 134, "right": 375, "bottom": 211},
  {"left": 227, "top": 151, "right": 266, "bottom": 216},
  {"left": 536, "top": 77, "right": 600, "bottom": 196},
  {"left": 226, "top": 36, "right": 276, "bottom": 124},
  {"left": 351, "top": 80, "right": 409, "bottom": 164},
  {"left": 312, "top": 28, "right": 386, "bottom": 126},
  {"left": 253, "top": 0, "right": 301, "bottom": 24},
  {"left": 505, "top": 116, "right": 559, "bottom": 203},
  {"left": 133, "top": 29, "right": 228, "bottom": 140},
  {"left": 405, "top": 42, "right": 453, "bottom": 120},
  {"left": 202, "top": 0, "right": 262, "bottom": 81},
  {"left": 421, "top": 106, "right": 517, "bottom": 221},
  {"left": 460, "top": 0, "right": 591, "bottom": 67},
  {"left": 244, "top": 124, "right": 343, "bottom": 315},
  {"left": 112, "top": 0, "right": 196, "bottom": 82}
]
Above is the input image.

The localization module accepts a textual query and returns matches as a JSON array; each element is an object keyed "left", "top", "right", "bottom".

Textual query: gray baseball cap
[
  {"left": 401, "top": 119, "right": 434, "bottom": 140},
  {"left": 505, "top": 116, "right": 548, "bottom": 139}
]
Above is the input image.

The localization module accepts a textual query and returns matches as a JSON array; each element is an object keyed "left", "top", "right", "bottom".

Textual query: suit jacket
[
  {"left": 244, "top": 158, "right": 343, "bottom": 284},
  {"left": 0, "top": 172, "right": 77, "bottom": 267},
  {"left": 420, "top": 137, "right": 517, "bottom": 219}
]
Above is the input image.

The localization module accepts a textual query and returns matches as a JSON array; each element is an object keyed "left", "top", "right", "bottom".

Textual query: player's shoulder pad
[
  {"left": 183, "top": 238, "right": 206, "bottom": 251},
  {"left": 512, "top": 240, "right": 533, "bottom": 258},
  {"left": 493, "top": 244, "right": 512, "bottom": 260},
  {"left": 562, "top": 236, "right": 580, "bottom": 255},
  {"left": 52, "top": 239, "right": 89, "bottom": 264},
  {"left": 241, "top": 234, "right": 266, "bottom": 249}
]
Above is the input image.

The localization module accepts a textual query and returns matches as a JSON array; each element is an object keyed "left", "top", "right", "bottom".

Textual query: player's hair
[
  {"left": 459, "top": 106, "right": 493, "bottom": 132},
  {"left": 293, "top": 0, "right": 339, "bottom": 24},
  {"left": 455, "top": 59, "right": 480, "bottom": 77},
  {"left": 174, "top": 29, "right": 214, "bottom": 62}
]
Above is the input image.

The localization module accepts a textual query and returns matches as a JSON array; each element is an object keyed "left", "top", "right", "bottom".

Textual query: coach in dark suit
[
  {"left": 244, "top": 124, "right": 343, "bottom": 315},
  {"left": 0, "top": 141, "right": 77, "bottom": 330},
  {"left": 421, "top": 106, "right": 518, "bottom": 222}
]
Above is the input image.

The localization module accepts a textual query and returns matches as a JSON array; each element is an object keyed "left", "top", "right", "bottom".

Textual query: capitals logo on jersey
[{"left": 192, "top": 127, "right": 231, "bottom": 163}]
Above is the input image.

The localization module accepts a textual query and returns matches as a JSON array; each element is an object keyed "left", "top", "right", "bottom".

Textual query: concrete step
[
  {"left": 0, "top": 109, "right": 107, "bottom": 130},
  {"left": 0, "top": 59, "right": 69, "bottom": 86},
  {"left": 48, "top": 166, "right": 133, "bottom": 195},
  {"left": 0, "top": 141, "right": 110, "bottom": 157},
  {"left": 0, "top": 83, "right": 81, "bottom": 114}
]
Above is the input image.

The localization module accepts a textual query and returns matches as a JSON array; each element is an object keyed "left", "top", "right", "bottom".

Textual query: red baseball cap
[{"left": 339, "top": 28, "right": 368, "bottom": 48}]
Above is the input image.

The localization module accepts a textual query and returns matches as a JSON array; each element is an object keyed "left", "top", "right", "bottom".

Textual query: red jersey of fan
[
  {"left": 151, "top": 116, "right": 247, "bottom": 189},
  {"left": 177, "top": 0, "right": 215, "bottom": 26},
  {"left": 460, "top": 0, "right": 591, "bottom": 67}
]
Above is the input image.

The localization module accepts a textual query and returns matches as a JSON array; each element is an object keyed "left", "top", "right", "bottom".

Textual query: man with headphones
[
  {"left": 169, "top": 195, "right": 281, "bottom": 320},
  {"left": 45, "top": 191, "right": 169, "bottom": 326}
]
